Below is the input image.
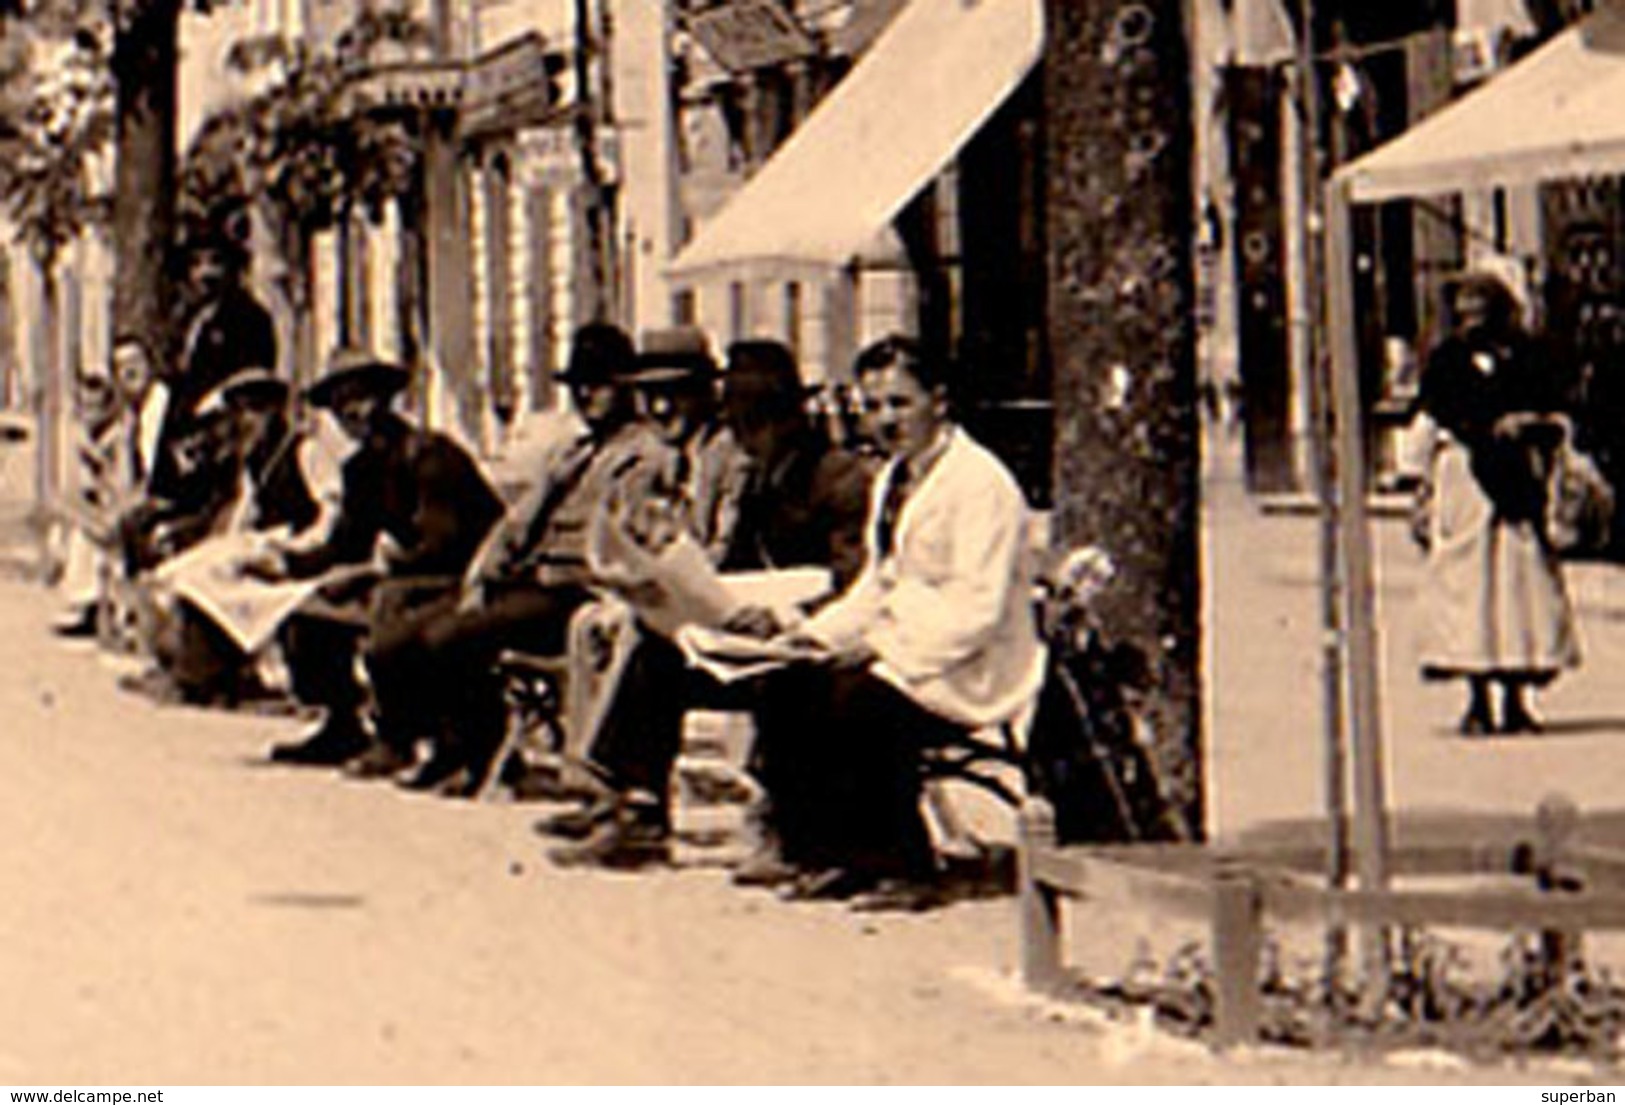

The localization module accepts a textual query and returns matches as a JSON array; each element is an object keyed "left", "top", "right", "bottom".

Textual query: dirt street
[{"left": 0, "top": 573, "right": 1590, "bottom": 1087}]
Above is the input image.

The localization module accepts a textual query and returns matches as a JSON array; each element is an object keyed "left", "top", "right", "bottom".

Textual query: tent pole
[
  {"left": 1294, "top": 0, "right": 1353, "bottom": 1000},
  {"left": 1325, "top": 174, "right": 1392, "bottom": 1013}
]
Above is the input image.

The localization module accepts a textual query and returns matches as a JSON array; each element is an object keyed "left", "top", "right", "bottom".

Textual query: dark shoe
[
  {"left": 849, "top": 878, "right": 947, "bottom": 914},
  {"left": 730, "top": 847, "right": 802, "bottom": 889},
  {"left": 342, "top": 742, "right": 415, "bottom": 779},
  {"left": 1500, "top": 706, "right": 1544, "bottom": 735},
  {"left": 52, "top": 606, "right": 99, "bottom": 638},
  {"left": 269, "top": 719, "right": 371, "bottom": 766},
  {"left": 548, "top": 805, "right": 671, "bottom": 870},
  {"left": 398, "top": 752, "right": 467, "bottom": 792},
  {"left": 1458, "top": 707, "right": 1494, "bottom": 737},
  {"left": 534, "top": 797, "right": 620, "bottom": 840},
  {"left": 779, "top": 867, "right": 876, "bottom": 903}
]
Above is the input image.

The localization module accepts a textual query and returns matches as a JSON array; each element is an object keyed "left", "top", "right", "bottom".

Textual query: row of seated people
[{"left": 61, "top": 321, "right": 1047, "bottom": 913}]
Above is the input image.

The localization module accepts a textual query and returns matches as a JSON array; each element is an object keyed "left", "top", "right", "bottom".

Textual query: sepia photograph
[{"left": 3, "top": 0, "right": 1624, "bottom": 1090}]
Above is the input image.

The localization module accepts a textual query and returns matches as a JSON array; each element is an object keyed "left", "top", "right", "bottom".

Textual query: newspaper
[
  {"left": 588, "top": 506, "right": 835, "bottom": 679},
  {"left": 675, "top": 624, "right": 828, "bottom": 685},
  {"left": 153, "top": 529, "right": 329, "bottom": 654}
]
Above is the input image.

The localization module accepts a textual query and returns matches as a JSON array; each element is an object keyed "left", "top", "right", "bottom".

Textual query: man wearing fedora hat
[
  {"left": 347, "top": 323, "right": 666, "bottom": 794},
  {"left": 256, "top": 348, "right": 504, "bottom": 768},
  {"left": 622, "top": 325, "right": 752, "bottom": 560},
  {"left": 543, "top": 338, "right": 872, "bottom": 870}
]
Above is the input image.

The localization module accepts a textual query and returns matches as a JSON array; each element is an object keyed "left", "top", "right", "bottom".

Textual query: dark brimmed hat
[
  {"left": 723, "top": 340, "right": 814, "bottom": 414},
  {"left": 554, "top": 322, "right": 638, "bottom": 385},
  {"left": 630, "top": 326, "right": 719, "bottom": 384},
  {"left": 196, "top": 367, "right": 289, "bottom": 416},
  {"left": 306, "top": 348, "right": 410, "bottom": 408}
]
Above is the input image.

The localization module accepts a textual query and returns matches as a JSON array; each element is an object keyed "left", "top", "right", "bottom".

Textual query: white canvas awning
[
  {"left": 666, "top": 0, "right": 1044, "bottom": 278},
  {"left": 1338, "top": 2, "right": 1625, "bottom": 203}
]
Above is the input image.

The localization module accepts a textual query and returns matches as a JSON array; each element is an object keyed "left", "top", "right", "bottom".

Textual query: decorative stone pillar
[
  {"left": 423, "top": 114, "right": 480, "bottom": 444},
  {"left": 311, "top": 226, "right": 339, "bottom": 371}
]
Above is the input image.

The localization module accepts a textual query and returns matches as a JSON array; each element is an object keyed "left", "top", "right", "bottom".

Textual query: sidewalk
[{"left": 1207, "top": 454, "right": 1625, "bottom": 838}]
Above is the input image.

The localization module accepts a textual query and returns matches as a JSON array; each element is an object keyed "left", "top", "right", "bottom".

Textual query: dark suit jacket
[
  {"left": 284, "top": 416, "right": 503, "bottom": 581},
  {"left": 722, "top": 431, "right": 874, "bottom": 593},
  {"left": 175, "top": 286, "right": 279, "bottom": 415},
  {"left": 1419, "top": 332, "right": 1566, "bottom": 522}
]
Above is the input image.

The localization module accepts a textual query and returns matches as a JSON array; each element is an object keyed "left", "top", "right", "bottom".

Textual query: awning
[
  {"left": 1337, "top": 2, "right": 1625, "bottom": 203},
  {"left": 667, "top": 0, "right": 1044, "bottom": 278}
]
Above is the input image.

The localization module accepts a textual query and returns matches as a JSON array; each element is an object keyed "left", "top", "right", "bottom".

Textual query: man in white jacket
[{"left": 756, "top": 335, "right": 1045, "bottom": 911}]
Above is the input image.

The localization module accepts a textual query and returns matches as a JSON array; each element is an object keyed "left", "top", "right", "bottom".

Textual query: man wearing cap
[
  {"left": 258, "top": 348, "right": 504, "bottom": 767},
  {"left": 146, "top": 368, "right": 320, "bottom": 703},
  {"left": 343, "top": 323, "right": 664, "bottom": 793}
]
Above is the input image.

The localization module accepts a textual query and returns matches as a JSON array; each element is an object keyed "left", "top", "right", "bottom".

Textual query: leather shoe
[
  {"left": 399, "top": 753, "right": 467, "bottom": 792},
  {"left": 1500, "top": 706, "right": 1544, "bottom": 735},
  {"left": 269, "top": 720, "right": 371, "bottom": 766},
  {"left": 534, "top": 797, "right": 619, "bottom": 840},
  {"left": 849, "top": 878, "right": 946, "bottom": 914},
  {"left": 730, "top": 848, "right": 801, "bottom": 889},
  {"left": 779, "top": 867, "right": 876, "bottom": 903},
  {"left": 548, "top": 806, "right": 670, "bottom": 870},
  {"left": 342, "top": 742, "right": 415, "bottom": 779}
]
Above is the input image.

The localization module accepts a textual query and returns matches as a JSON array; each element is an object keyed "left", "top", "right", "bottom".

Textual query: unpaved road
[{"left": 0, "top": 574, "right": 1593, "bottom": 1086}]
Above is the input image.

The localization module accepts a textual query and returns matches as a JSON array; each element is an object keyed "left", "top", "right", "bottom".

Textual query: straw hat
[{"left": 305, "top": 348, "right": 410, "bottom": 409}]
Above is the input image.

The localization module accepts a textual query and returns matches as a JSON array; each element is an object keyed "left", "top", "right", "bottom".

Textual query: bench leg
[{"left": 1019, "top": 798, "right": 1064, "bottom": 992}]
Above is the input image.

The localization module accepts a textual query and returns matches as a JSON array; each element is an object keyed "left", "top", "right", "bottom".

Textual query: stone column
[
  {"left": 423, "top": 113, "right": 481, "bottom": 445},
  {"left": 367, "top": 201, "right": 401, "bottom": 362},
  {"left": 1044, "top": 0, "right": 1203, "bottom": 835}
]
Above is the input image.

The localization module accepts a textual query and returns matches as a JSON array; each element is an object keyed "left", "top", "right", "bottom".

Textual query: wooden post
[
  {"left": 1534, "top": 793, "right": 1582, "bottom": 987},
  {"left": 1018, "top": 798, "right": 1064, "bottom": 992},
  {"left": 1211, "top": 862, "right": 1263, "bottom": 1048},
  {"left": 1325, "top": 175, "right": 1392, "bottom": 1009}
]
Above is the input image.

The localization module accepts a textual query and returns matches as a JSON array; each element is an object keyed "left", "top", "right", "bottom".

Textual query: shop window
[{"left": 785, "top": 281, "right": 802, "bottom": 356}]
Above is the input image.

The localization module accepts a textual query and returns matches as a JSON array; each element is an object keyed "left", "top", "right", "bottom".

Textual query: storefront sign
[
  {"left": 463, "top": 33, "right": 561, "bottom": 112},
  {"left": 686, "top": 0, "right": 816, "bottom": 72}
]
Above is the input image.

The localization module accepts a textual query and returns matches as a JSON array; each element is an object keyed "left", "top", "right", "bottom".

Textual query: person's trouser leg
[
  {"left": 366, "top": 582, "right": 462, "bottom": 757},
  {"left": 165, "top": 600, "right": 251, "bottom": 703},
  {"left": 409, "top": 582, "right": 587, "bottom": 777},
  {"left": 281, "top": 612, "right": 366, "bottom": 715},
  {"left": 585, "top": 631, "right": 689, "bottom": 827}
]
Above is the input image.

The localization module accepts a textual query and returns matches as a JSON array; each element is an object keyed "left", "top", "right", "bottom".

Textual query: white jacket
[{"left": 804, "top": 426, "right": 1046, "bottom": 728}]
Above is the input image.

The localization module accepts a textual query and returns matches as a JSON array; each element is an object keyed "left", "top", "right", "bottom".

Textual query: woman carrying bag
[{"left": 1415, "top": 271, "right": 1580, "bottom": 736}]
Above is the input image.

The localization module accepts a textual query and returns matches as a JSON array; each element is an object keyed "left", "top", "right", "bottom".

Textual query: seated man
[
  {"left": 357, "top": 323, "right": 664, "bottom": 795},
  {"left": 147, "top": 369, "right": 320, "bottom": 704},
  {"left": 752, "top": 335, "right": 1045, "bottom": 910},
  {"left": 53, "top": 370, "right": 124, "bottom": 637},
  {"left": 256, "top": 349, "right": 504, "bottom": 767},
  {"left": 537, "top": 328, "right": 748, "bottom": 865}
]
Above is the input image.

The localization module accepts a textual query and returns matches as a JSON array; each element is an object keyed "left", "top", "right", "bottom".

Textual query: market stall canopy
[
  {"left": 1337, "top": 1, "right": 1625, "bottom": 203},
  {"left": 666, "top": 0, "right": 1044, "bottom": 278}
]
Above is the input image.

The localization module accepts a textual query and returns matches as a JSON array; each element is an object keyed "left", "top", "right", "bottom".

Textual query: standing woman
[{"left": 1417, "top": 271, "right": 1579, "bottom": 735}]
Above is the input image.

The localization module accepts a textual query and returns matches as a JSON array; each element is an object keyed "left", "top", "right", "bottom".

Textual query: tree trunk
[
  {"left": 110, "top": 0, "right": 181, "bottom": 367},
  {"left": 1043, "top": 0, "right": 1203, "bottom": 834},
  {"left": 34, "top": 259, "right": 62, "bottom": 521}
]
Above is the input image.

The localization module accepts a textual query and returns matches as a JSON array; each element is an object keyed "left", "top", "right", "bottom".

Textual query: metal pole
[
  {"left": 1325, "top": 173, "right": 1392, "bottom": 1011},
  {"left": 1294, "top": 0, "right": 1352, "bottom": 993}
]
